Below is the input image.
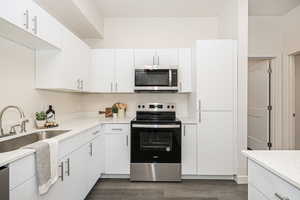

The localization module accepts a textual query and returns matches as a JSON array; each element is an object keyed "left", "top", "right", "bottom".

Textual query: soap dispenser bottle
[{"left": 46, "top": 105, "right": 56, "bottom": 123}]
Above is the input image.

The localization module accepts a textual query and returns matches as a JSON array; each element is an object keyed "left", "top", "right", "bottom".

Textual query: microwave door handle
[
  {"left": 169, "top": 69, "right": 172, "bottom": 86},
  {"left": 132, "top": 124, "right": 181, "bottom": 128}
]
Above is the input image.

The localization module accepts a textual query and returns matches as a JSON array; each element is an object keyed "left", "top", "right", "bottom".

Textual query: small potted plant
[
  {"left": 35, "top": 111, "right": 46, "bottom": 129},
  {"left": 112, "top": 104, "right": 118, "bottom": 119}
]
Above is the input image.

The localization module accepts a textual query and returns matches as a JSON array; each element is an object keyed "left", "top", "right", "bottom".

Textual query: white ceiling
[
  {"left": 94, "top": 0, "right": 300, "bottom": 17},
  {"left": 249, "top": 0, "right": 300, "bottom": 16}
]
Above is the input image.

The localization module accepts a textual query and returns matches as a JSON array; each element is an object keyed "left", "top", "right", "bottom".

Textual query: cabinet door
[
  {"left": 115, "top": 49, "right": 134, "bottom": 93},
  {"left": 182, "top": 125, "right": 197, "bottom": 175},
  {"left": 178, "top": 48, "right": 192, "bottom": 93},
  {"left": 0, "top": 0, "right": 31, "bottom": 31},
  {"left": 197, "top": 112, "right": 234, "bottom": 175},
  {"left": 196, "top": 40, "right": 237, "bottom": 110},
  {"left": 32, "top": 3, "right": 62, "bottom": 49},
  {"left": 134, "top": 49, "right": 156, "bottom": 66},
  {"left": 105, "top": 132, "right": 130, "bottom": 174},
  {"left": 248, "top": 185, "right": 269, "bottom": 200},
  {"left": 10, "top": 177, "right": 38, "bottom": 200},
  {"left": 90, "top": 49, "right": 115, "bottom": 92},
  {"left": 156, "top": 49, "right": 178, "bottom": 66}
]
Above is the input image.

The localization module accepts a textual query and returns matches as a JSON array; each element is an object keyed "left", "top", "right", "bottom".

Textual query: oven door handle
[{"left": 132, "top": 124, "right": 181, "bottom": 128}]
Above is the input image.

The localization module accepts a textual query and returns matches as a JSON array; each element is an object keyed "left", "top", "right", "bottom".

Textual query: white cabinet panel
[
  {"left": 134, "top": 49, "right": 156, "bottom": 66},
  {"left": 115, "top": 49, "right": 134, "bottom": 93},
  {"left": 197, "top": 112, "right": 234, "bottom": 175},
  {"left": 248, "top": 185, "right": 269, "bottom": 200},
  {"left": 105, "top": 131, "right": 130, "bottom": 174},
  {"left": 196, "top": 40, "right": 237, "bottom": 110},
  {"left": 10, "top": 177, "right": 38, "bottom": 200},
  {"left": 178, "top": 48, "right": 192, "bottom": 93},
  {"left": 156, "top": 49, "right": 178, "bottom": 66},
  {"left": 90, "top": 49, "right": 115, "bottom": 93},
  {"left": 182, "top": 125, "right": 197, "bottom": 175}
]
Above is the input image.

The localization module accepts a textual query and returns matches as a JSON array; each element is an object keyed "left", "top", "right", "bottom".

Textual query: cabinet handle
[
  {"left": 275, "top": 193, "right": 290, "bottom": 200},
  {"left": 115, "top": 82, "right": 118, "bottom": 92},
  {"left": 65, "top": 158, "right": 70, "bottom": 176},
  {"left": 89, "top": 143, "right": 93, "bottom": 156},
  {"left": 158, "top": 56, "right": 160, "bottom": 65},
  {"left": 198, "top": 100, "right": 201, "bottom": 123},
  {"left": 93, "top": 130, "right": 100, "bottom": 135},
  {"left": 81, "top": 80, "right": 83, "bottom": 90},
  {"left": 32, "top": 16, "right": 38, "bottom": 34},
  {"left": 126, "top": 135, "right": 129, "bottom": 146},
  {"left": 59, "top": 162, "right": 64, "bottom": 181},
  {"left": 153, "top": 56, "right": 154, "bottom": 65},
  {"left": 24, "top": 10, "right": 29, "bottom": 30},
  {"left": 183, "top": 125, "right": 186, "bottom": 136},
  {"left": 180, "top": 82, "right": 182, "bottom": 92},
  {"left": 112, "top": 128, "right": 123, "bottom": 131},
  {"left": 77, "top": 79, "right": 80, "bottom": 89},
  {"left": 110, "top": 82, "right": 113, "bottom": 92}
]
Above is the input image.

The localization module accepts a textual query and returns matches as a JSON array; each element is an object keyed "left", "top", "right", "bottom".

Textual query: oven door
[
  {"left": 131, "top": 123, "right": 181, "bottom": 163},
  {"left": 134, "top": 69, "right": 178, "bottom": 91}
]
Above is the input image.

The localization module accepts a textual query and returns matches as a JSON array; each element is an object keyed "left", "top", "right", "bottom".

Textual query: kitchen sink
[{"left": 0, "top": 130, "right": 70, "bottom": 153}]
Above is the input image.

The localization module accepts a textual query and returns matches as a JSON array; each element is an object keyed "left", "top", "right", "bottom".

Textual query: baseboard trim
[
  {"left": 102, "top": 174, "right": 130, "bottom": 179},
  {"left": 234, "top": 175, "right": 248, "bottom": 184}
]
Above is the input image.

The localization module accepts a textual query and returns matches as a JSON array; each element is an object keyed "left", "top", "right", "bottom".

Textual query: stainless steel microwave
[{"left": 134, "top": 66, "right": 178, "bottom": 93}]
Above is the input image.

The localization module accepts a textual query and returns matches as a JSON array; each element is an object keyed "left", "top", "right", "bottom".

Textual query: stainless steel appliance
[
  {"left": 130, "top": 103, "right": 181, "bottom": 182},
  {"left": 134, "top": 66, "right": 178, "bottom": 92},
  {"left": 0, "top": 166, "right": 9, "bottom": 200}
]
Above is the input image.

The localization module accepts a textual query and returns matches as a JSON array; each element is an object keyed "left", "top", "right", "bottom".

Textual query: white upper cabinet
[
  {"left": 134, "top": 49, "right": 156, "bottom": 66},
  {"left": 0, "top": 0, "right": 61, "bottom": 49},
  {"left": 195, "top": 40, "right": 237, "bottom": 111},
  {"left": 156, "top": 49, "right": 178, "bottom": 66},
  {"left": 115, "top": 49, "right": 134, "bottom": 93},
  {"left": 178, "top": 48, "right": 192, "bottom": 93},
  {"left": 90, "top": 49, "right": 134, "bottom": 93}
]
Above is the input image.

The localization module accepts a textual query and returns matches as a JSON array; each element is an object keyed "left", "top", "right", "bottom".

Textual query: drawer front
[
  {"left": 10, "top": 177, "right": 38, "bottom": 200},
  {"left": 249, "top": 185, "right": 269, "bottom": 200},
  {"left": 249, "top": 160, "right": 300, "bottom": 200},
  {"left": 9, "top": 154, "right": 35, "bottom": 190},
  {"left": 103, "top": 124, "right": 129, "bottom": 134}
]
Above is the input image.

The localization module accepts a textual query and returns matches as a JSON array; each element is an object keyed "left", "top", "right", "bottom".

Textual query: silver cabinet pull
[
  {"left": 65, "top": 158, "right": 70, "bottom": 176},
  {"left": 126, "top": 135, "right": 129, "bottom": 146},
  {"left": 77, "top": 79, "right": 80, "bottom": 89},
  {"left": 89, "top": 143, "right": 93, "bottom": 156},
  {"left": 112, "top": 128, "right": 123, "bottom": 131},
  {"left": 183, "top": 125, "right": 186, "bottom": 136},
  {"left": 153, "top": 56, "right": 154, "bottom": 65},
  {"left": 32, "top": 16, "right": 37, "bottom": 34},
  {"left": 93, "top": 130, "right": 100, "bottom": 135},
  {"left": 158, "top": 56, "right": 160, "bottom": 65},
  {"left": 198, "top": 100, "right": 201, "bottom": 123},
  {"left": 110, "top": 82, "right": 113, "bottom": 92},
  {"left": 180, "top": 82, "right": 182, "bottom": 92},
  {"left": 115, "top": 82, "right": 118, "bottom": 92},
  {"left": 24, "top": 10, "right": 29, "bottom": 29},
  {"left": 81, "top": 80, "right": 83, "bottom": 90},
  {"left": 59, "top": 162, "right": 64, "bottom": 181},
  {"left": 275, "top": 193, "right": 290, "bottom": 200}
]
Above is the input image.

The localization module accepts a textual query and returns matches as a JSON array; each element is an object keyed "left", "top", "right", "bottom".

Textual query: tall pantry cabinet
[{"left": 190, "top": 40, "right": 237, "bottom": 176}]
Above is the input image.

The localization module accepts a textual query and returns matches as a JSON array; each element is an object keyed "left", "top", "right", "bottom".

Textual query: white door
[
  {"left": 156, "top": 49, "right": 179, "bottom": 66},
  {"left": 88, "top": 135, "right": 103, "bottom": 190},
  {"left": 182, "top": 124, "right": 197, "bottom": 175},
  {"left": 0, "top": 0, "right": 31, "bottom": 31},
  {"left": 196, "top": 40, "right": 237, "bottom": 110},
  {"left": 10, "top": 177, "right": 38, "bottom": 200},
  {"left": 134, "top": 49, "right": 156, "bottom": 66},
  {"left": 115, "top": 49, "right": 134, "bottom": 93},
  {"left": 178, "top": 48, "right": 192, "bottom": 93},
  {"left": 105, "top": 133, "right": 130, "bottom": 174},
  {"left": 90, "top": 49, "right": 115, "bottom": 93},
  {"left": 32, "top": 3, "right": 62, "bottom": 49},
  {"left": 197, "top": 112, "right": 234, "bottom": 175},
  {"left": 248, "top": 60, "right": 270, "bottom": 150}
]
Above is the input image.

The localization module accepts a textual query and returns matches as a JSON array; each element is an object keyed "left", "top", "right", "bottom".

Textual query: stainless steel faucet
[{"left": 0, "top": 106, "right": 29, "bottom": 137}]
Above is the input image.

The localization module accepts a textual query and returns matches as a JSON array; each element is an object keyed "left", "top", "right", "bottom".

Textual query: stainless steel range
[{"left": 130, "top": 103, "right": 182, "bottom": 182}]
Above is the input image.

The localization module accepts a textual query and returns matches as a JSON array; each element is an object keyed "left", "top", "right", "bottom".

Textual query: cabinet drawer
[
  {"left": 9, "top": 154, "right": 35, "bottom": 190},
  {"left": 10, "top": 176, "right": 38, "bottom": 200},
  {"left": 103, "top": 124, "right": 129, "bottom": 134},
  {"left": 249, "top": 160, "right": 300, "bottom": 199},
  {"left": 249, "top": 184, "right": 268, "bottom": 200}
]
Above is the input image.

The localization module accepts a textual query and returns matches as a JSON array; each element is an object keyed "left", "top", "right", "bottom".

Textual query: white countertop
[
  {"left": 243, "top": 150, "right": 300, "bottom": 189},
  {"left": 0, "top": 116, "right": 133, "bottom": 167}
]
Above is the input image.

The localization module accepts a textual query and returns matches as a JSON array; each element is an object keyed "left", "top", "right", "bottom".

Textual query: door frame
[{"left": 248, "top": 55, "right": 282, "bottom": 150}]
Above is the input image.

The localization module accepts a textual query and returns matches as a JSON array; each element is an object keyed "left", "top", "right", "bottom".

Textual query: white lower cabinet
[
  {"left": 10, "top": 177, "right": 39, "bottom": 200},
  {"left": 248, "top": 185, "right": 268, "bottom": 200},
  {"left": 182, "top": 124, "right": 197, "bottom": 175},
  {"left": 104, "top": 124, "right": 130, "bottom": 175}
]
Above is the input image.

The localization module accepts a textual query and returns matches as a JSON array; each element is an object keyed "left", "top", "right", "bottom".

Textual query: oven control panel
[{"left": 137, "top": 103, "right": 176, "bottom": 112}]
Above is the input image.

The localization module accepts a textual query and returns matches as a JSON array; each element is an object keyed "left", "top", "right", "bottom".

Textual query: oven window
[
  {"left": 140, "top": 132, "right": 173, "bottom": 152},
  {"left": 135, "top": 70, "right": 170, "bottom": 86}
]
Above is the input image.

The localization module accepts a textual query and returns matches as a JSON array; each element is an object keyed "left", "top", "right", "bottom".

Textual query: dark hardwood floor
[{"left": 86, "top": 179, "right": 247, "bottom": 200}]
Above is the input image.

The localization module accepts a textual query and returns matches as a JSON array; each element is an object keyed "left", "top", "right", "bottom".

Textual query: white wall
[
  {"left": 249, "top": 16, "right": 283, "bottom": 57},
  {"left": 85, "top": 17, "right": 218, "bottom": 48},
  {"left": 0, "top": 37, "right": 82, "bottom": 133},
  {"left": 295, "top": 55, "right": 300, "bottom": 149}
]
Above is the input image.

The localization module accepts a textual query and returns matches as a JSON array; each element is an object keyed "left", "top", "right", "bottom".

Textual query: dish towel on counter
[{"left": 22, "top": 138, "right": 58, "bottom": 195}]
